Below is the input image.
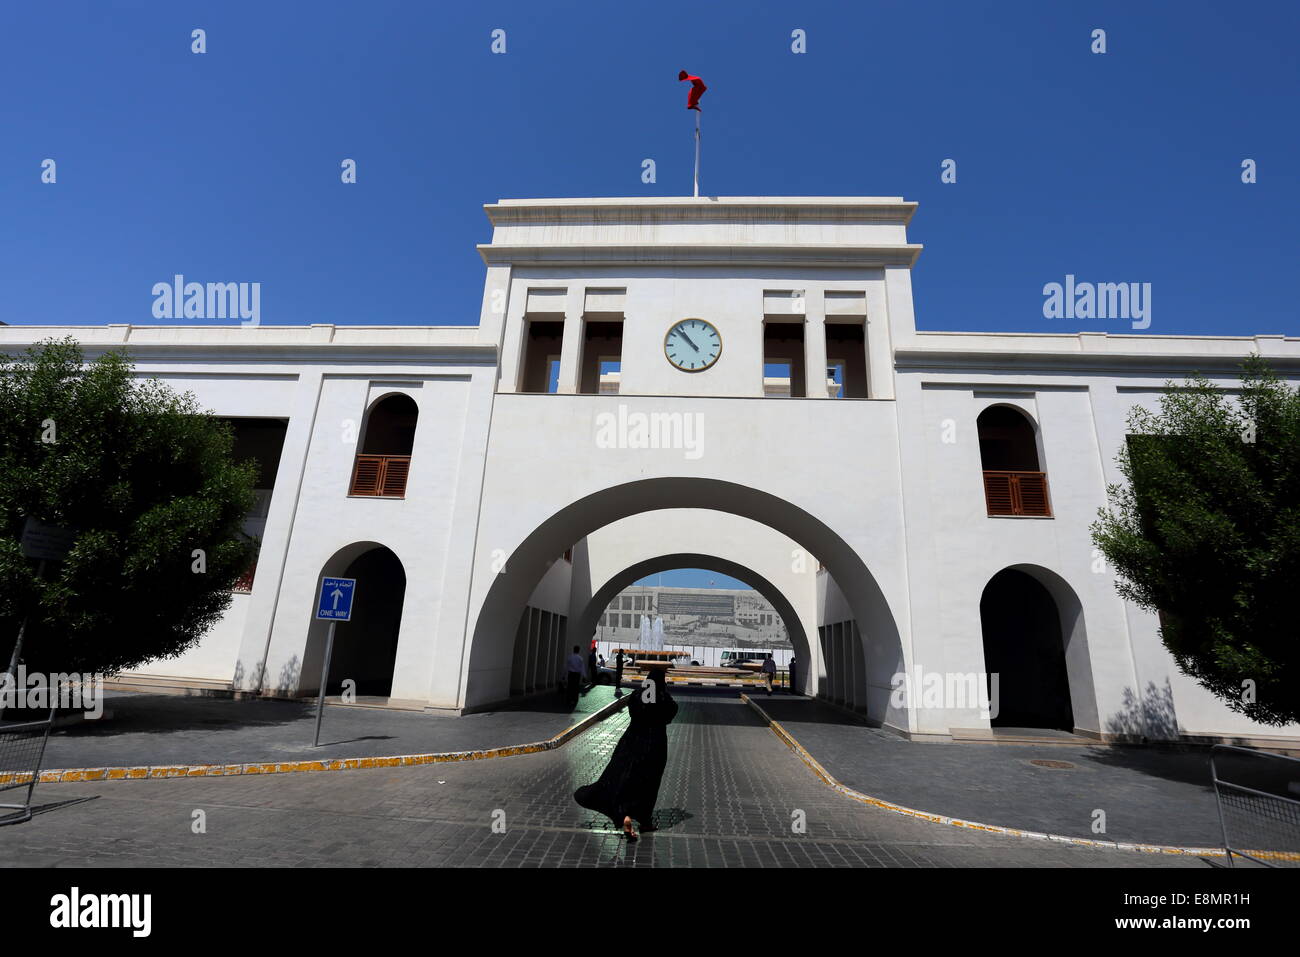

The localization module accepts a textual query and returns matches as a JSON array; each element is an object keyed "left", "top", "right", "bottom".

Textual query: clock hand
[{"left": 679, "top": 330, "right": 700, "bottom": 352}]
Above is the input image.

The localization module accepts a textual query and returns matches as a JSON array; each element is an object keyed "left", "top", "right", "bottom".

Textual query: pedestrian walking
[
  {"left": 565, "top": 645, "right": 585, "bottom": 708},
  {"left": 788, "top": 655, "right": 798, "bottom": 695},
  {"left": 574, "top": 661, "right": 677, "bottom": 841},
  {"left": 761, "top": 653, "right": 776, "bottom": 695}
]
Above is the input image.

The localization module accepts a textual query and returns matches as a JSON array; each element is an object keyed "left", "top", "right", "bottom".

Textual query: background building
[{"left": 595, "top": 584, "right": 792, "bottom": 666}]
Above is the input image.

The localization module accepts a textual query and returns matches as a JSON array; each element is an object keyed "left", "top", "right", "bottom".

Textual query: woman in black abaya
[{"left": 574, "top": 662, "right": 677, "bottom": 841}]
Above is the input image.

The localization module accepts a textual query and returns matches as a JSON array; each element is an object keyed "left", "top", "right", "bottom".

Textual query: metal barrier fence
[
  {"left": 1211, "top": 744, "right": 1300, "bottom": 867},
  {"left": 0, "top": 710, "right": 55, "bottom": 826}
]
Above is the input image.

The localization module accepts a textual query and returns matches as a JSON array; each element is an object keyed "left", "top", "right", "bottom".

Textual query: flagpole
[{"left": 693, "top": 111, "right": 701, "bottom": 197}]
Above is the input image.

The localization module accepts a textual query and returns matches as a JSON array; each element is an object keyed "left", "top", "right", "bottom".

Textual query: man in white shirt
[
  {"left": 761, "top": 654, "right": 777, "bottom": 696},
  {"left": 565, "top": 646, "right": 585, "bottom": 707}
]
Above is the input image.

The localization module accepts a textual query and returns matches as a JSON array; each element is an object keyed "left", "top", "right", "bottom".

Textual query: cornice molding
[
  {"left": 484, "top": 197, "right": 917, "bottom": 226},
  {"left": 477, "top": 243, "right": 923, "bottom": 268},
  {"left": 0, "top": 332, "right": 498, "bottom": 367},
  {"left": 894, "top": 345, "right": 1300, "bottom": 376}
]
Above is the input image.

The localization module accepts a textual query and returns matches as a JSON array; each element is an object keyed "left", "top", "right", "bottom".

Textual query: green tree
[
  {"left": 1091, "top": 355, "right": 1300, "bottom": 726},
  {"left": 0, "top": 338, "right": 257, "bottom": 677}
]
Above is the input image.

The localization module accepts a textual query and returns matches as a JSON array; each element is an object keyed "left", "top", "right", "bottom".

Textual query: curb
[
  {"left": 740, "top": 694, "right": 1231, "bottom": 859},
  {"left": 0, "top": 695, "right": 629, "bottom": 786}
]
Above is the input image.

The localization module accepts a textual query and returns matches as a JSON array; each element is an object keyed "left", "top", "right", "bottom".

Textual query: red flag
[{"left": 678, "top": 70, "right": 707, "bottom": 111}]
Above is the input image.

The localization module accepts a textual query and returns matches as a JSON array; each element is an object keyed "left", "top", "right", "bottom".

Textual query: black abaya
[{"left": 574, "top": 684, "right": 677, "bottom": 827}]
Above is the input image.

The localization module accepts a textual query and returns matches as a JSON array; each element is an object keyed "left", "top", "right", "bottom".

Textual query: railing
[
  {"left": 349, "top": 454, "right": 411, "bottom": 498},
  {"left": 231, "top": 560, "right": 257, "bottom": 594},
  {"left": 0, "top": 710, "right": 56, "bottom": 826},
  {"left": 1211, "top": 744, "right": 1300, "bottom": 867},
  {"left": 982, "top": 470, "right": 1052, "bottom": 517}
]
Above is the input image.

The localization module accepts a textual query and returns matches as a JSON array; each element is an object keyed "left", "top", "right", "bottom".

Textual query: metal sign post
[
  {"left": 312, "top": 622, "right": 337, "bottom": 749},
  {"left": 311, "top": 577, "right": 356, "bottom": 748}
]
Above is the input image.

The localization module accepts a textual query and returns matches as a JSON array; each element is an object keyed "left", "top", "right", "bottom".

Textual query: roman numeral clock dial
[{"left": 664, "top": 318, "right": 722, "bottom": 372}]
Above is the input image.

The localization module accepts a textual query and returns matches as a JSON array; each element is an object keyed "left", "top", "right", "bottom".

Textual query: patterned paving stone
[
  {"left": 25, "top": 686, "right": 615, "bottom": 770},
  {"left": 0, "top": 692, "right": 1214, "bottom": 867},
  {"left": 756, "top": 696, "right": 1230, "bottom": 847}
]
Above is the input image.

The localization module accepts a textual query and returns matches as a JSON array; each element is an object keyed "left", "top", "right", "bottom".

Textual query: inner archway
[{"left": 573, "top": 554, "right": 812, "bottom": 693}]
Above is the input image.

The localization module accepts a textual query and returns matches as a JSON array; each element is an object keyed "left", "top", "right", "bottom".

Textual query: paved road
[{"left": 0, "top": 692, "right": 1214, "bottom": 867}]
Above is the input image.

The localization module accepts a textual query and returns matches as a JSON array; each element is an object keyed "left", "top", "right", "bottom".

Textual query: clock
[{"left": 664, "top": 318, "right": 722, "bottom": 372}]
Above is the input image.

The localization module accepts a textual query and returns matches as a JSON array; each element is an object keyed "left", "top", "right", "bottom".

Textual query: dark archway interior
[
  {"left": 977, "top": 406, "right": 1039, "bottom": 471},
  {"left": 326, "top": 546, "right": 406, "bottom": 697},
  {"left": 225, "top": 417, "right": 288, "bottom": 489},
  {"left": 980, "top": 568, "right": 1073, "bottom": 730},
  {"left": 362, "top": 394, "right": 419, "bottom": 455}
]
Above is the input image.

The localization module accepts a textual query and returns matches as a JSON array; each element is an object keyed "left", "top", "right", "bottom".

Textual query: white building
[
  {"left": 5, "top": 196, "right": 1296, "bottom": 747},
  {"left": 596, "top": 584, "right": 792, "bottom": 667}
]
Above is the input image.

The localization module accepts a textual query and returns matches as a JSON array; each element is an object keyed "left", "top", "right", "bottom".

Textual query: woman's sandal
[{"left": 623, "top": 816, "right": 638, "bottom": 841}]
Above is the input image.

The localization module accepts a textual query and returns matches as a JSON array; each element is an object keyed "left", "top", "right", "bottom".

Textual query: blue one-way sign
[{"left": 316, "top": 577, "right": 357, "bottom": 621}]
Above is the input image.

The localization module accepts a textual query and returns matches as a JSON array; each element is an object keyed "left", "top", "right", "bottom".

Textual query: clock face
[{"left": 664, "top": 318, "right": 722, "bottom": 372}]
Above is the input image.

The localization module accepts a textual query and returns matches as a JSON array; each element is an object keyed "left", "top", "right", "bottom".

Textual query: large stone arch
[
  {"left": 573, "top": 552, "right": 814, "bottom": 690},
  {"left": 464, "top": 477, "right": 904, "bottom": 723}
]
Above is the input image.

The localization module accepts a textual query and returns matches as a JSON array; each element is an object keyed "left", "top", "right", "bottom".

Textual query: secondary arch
[{"left": 572, "top": 553, "right": 813, "bottom": 691}]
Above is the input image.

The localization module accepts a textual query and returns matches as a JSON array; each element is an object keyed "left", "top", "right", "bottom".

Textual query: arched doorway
[
  {"left": 979, "top": 568, "right": 1073, "bottom": 730},
  {"left": 567, "top": 553, "right": 814, "bottom": 694},
  {"left": 465, "top": 478, "right": 901, "bottom": 721},
  {"left": 302, "top": 542, "right": 407, "bottom": 700}
]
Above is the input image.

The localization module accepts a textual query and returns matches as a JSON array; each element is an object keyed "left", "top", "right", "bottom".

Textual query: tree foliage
[
  {"left": 1091, "top": 355, "right": 1300, "bottom": 726},
  {"left": 0, "top": 338, "right": 257, "bottom": 675}
]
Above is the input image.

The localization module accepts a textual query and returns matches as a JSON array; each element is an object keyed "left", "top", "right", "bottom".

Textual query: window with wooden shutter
[
  {"left": 349, "top": 393, "right": 418, "bottom": 498},
  {"left": 982, "top": 471, "right": 1052, "bottom": 517},
  {"left": 977, "top": 405, "right": 1052, "bottom": 518}
]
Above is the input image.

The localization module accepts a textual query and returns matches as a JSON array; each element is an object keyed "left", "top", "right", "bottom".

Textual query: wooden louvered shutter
[
  {"left": 983, "top": 471, "right": 1052, "bottom": 517},
  {"left": 1017, "top": 472, "right": 1051, "bottom": 516},
  {"left": 350, "top": 455, "right": 382, "bottom": 496},
  {"left": 381, "top": 457, "right": 410, "bottom": 497},
  {"left": 983, "top": 472, "right": 1016, "bottom": 516}
]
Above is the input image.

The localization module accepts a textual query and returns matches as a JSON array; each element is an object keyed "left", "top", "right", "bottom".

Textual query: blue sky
[
  {"left": 2, "top": 0, "right": 1296, "bottom": 337},
  {"left": 4, "top": 2, "right": 1294, "bottom": 591},
  {"left": 634, "top": 569, "right": 752, "bottom": 590}
]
